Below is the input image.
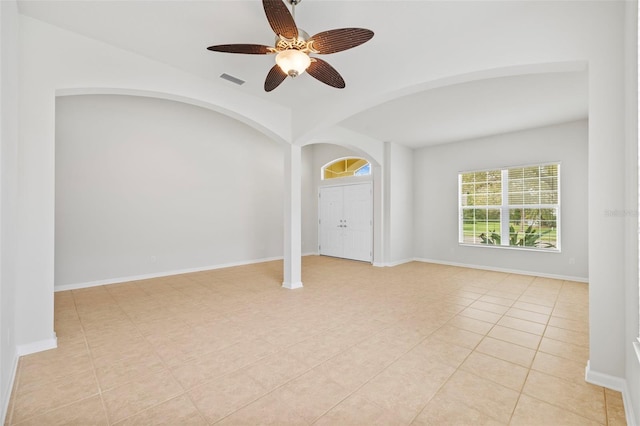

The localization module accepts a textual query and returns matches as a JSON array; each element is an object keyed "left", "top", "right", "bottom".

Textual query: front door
[{"left": 319, "top": 182, "right": 372, "bottom": 262}]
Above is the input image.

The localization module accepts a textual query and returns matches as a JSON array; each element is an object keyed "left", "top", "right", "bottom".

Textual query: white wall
[
  {"left": 414, "top": 120, "right": 588, "bottom": 280},
  {"left": 55, "top": 95, "right": 284, "bottom": 288},
  {"left": 624, "top": 1, "right": 640, "bottom": 422},
  {"left": 0, "top": 1, "right": 19, "bottom": 422},
  {"left": 386, "top": 142, "right": 414, "bottom": 265}
]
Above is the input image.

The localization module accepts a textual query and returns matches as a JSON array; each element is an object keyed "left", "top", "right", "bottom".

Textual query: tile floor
[{"left": 4, "top": 256, "right": 628, "bottom": 425}]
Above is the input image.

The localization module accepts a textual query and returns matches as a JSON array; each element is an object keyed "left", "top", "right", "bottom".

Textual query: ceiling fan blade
[
  {"left": 309, "top": 28, "right": 374, "bottom": 54},
  {"left": 307, "top": 58, "right": 345, "bottom": 89},
  {"left": 207, "top": 44, "right": 274, "bottom": 55},
  {"left": 263, "top": 0, "right": 298, "bottom": 39},
  {"left": 264, "top": 64, "right": 288, "bottom": 92}
]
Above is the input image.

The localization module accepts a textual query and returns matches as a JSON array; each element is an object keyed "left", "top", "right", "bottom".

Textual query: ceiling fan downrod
[{"left": 288, "top": 0, "right": 301, "bottom": 19}]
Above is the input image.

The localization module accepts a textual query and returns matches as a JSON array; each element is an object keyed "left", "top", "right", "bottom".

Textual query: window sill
[{"left": 458, "top": 243, "right": 561, "bottom": 253}]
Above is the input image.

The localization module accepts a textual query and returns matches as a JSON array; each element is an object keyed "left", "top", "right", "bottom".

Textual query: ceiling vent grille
[{"left": 220, "top": 73, "right": 245, "bottom": 85}]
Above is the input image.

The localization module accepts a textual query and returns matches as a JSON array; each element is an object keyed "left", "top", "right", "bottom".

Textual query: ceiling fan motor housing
[{"left": 275, "top": 29, "right": 311, "bottom": 52}]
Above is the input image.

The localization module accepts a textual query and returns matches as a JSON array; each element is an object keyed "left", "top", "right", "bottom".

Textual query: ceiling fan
[{"left": 207, "top": 0, "right": 374, "bottom": 92}]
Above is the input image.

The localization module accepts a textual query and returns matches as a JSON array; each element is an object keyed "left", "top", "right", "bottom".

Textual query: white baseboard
[
  {"left": 1, "top": 349, "right": 18, "bottom": 426},
  {"left": 282, "top": 281, "right": 303, "bottom": 289},
  {"left": 584, "top": 361, "right": 627, "bottom": 391},
  {"left": 16, "top": 335, "right": 57, "bottom": 357},
  {"left": 413, "top": 257, "right": 589, "bottom": 283},
  {"left": 3, "top": 335, "right": 58, "bottom": 423},
  {"left": 372, "top": 258, "right": 413, "bottom": 268},
  {"left": 585, "top": 361, "right": 637, "bottom": 426},
  {"left": 54, "top": 256, "right": 285, "bottom": 292}
]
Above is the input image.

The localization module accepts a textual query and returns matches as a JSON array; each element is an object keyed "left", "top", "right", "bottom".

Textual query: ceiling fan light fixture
[{"left": 276, "top": 49, "right": 310, "bottom": 77}]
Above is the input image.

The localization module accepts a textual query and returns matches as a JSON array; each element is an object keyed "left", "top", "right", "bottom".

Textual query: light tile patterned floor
[{"left": 4, "top": 256, "right": 627, "bottom": 425}]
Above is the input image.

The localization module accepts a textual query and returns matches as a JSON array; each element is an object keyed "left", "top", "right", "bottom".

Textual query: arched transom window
[{"left": 322, "top": 157, "right": 371, "bottom": 180}]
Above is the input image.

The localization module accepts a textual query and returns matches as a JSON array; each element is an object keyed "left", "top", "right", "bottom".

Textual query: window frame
[
  {"left": 321, "top": 157, "right": 371, "bottom": 181},
  {"left": 458, "top": 162, "right": 561, "bottom": 252}
]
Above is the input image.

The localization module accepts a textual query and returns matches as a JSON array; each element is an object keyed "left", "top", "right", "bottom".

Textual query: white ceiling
[
  {"left": 341, "top": 71, "right": 588, "bottom": 148},
  {"left": 17, "top": 0, "right": 589, "bottom": 147}
]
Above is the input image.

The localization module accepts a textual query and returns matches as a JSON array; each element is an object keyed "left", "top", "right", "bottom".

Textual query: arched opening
[{"left": 55, "top": 94, "right": 285, "bottom": 289}]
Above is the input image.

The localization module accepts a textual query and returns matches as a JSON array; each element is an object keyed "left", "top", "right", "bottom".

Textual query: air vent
[{"left": 220, "top": 73, "right": 245, "bottom": 85}]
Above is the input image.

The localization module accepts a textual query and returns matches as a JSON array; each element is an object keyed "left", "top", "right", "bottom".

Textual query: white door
[
  {"left": 342, "top": 184, "right": 373, "bottom": 262},
  {"left": 319, "top": 186, "right": 344, "bottom": 258},
  {"left": 319, "top": 183, "right": 372, "bottom": 262}
]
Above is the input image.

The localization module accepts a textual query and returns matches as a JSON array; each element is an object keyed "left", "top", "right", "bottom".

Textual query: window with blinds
[{"left": 459, "top": 163, "right": 560, "bottom": 251}]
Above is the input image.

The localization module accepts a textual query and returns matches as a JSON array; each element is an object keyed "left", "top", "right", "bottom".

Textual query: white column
[
  {"left": 382, "top": 141, "right": 392, "bottom": 266},
  {"left": 282, "top": 143, "right": 303, "bottom": 289},
  {"left": 372, "top": 164, "right": 384, "bottom": 266},
  {"left": 587, "top": 46, "right": 626, "bottom": 379}
]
